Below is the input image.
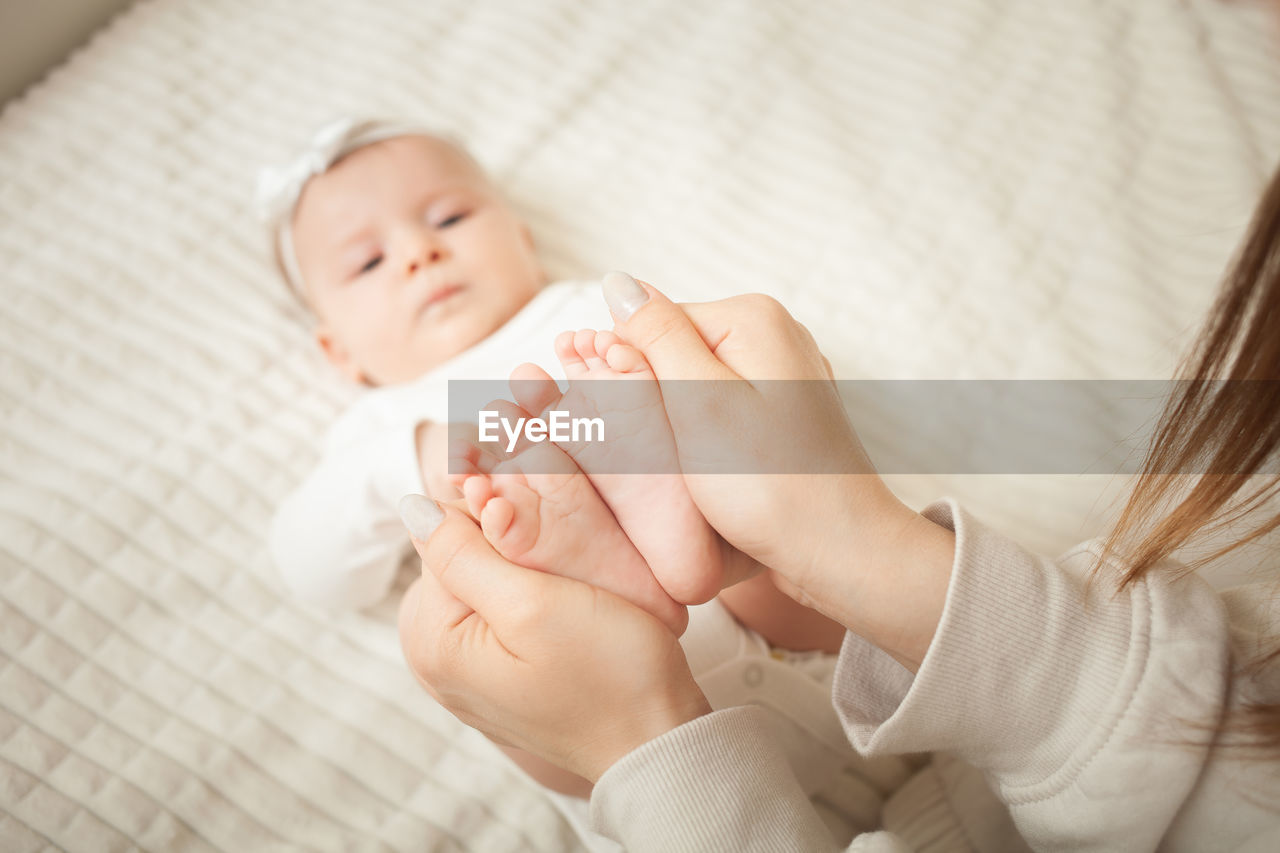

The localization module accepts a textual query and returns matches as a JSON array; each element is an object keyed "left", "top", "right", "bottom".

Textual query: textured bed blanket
[{"left": 3, "top": 0, "right": 1279, "bottom": 849}]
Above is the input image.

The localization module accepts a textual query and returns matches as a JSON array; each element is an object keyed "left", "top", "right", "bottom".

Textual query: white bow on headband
[
  {"left": 254, "top": 117, "right": 362, "bottom": 225},
  {"left": 255, "top": 117, "right": 447, "bottom": 225},
  {"left": 254, "top": 117, "right": 446, "bottom": 299}
]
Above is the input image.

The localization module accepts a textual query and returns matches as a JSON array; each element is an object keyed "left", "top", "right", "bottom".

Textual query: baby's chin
[
  {"left": 353, "top": 285, "right": 541, "bottom": 385},
  {"left": 394, "top": 309, "right": 525, "bottom": 383}
]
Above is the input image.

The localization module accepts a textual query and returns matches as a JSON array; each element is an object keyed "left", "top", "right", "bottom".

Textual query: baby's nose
[
  {"left": 409, "top": 244, "right": 450, "bottom": 274},
  {"left": 407, "top": 247, "right": 443, "bottom": 274}
]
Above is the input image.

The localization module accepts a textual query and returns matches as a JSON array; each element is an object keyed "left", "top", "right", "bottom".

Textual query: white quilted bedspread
[{"left": 3, "top": 0, "right": 1279, "bottom": 849}]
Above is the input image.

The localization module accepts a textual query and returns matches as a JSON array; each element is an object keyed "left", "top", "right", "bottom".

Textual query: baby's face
[{"left": 291, "top": 136, "right": 545, "bottom": 385}]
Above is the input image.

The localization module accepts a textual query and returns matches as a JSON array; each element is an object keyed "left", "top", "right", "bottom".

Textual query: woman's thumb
[
  {"left": 398, "top": 495, "right": 530, "bottom": 620},
  {"left": 602, "top": 271, "right": 737, "bottom": 382}
]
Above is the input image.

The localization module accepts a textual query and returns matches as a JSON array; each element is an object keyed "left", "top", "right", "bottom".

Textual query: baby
[
  {"left": 264, "top": 119, "right": 636, "bottom": 612},
  {"left": 265, "top": 120, "right": 906, "bottom": 847}
]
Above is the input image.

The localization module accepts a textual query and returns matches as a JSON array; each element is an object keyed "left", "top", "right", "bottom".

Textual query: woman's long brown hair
[{"left": 1101, "top": 163, "right": 1280, "bottom": 751}]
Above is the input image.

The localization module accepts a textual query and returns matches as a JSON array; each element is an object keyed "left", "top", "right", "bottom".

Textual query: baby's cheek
[{"left": 354, "top": 325, "right": 417, "bottom": 384}]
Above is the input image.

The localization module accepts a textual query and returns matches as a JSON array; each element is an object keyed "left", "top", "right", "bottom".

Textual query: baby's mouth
[{"left": 420, "top": 282, "right": 464, "bottom": 315}]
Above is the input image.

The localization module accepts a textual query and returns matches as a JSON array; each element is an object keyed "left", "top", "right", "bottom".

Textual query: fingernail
[
  {"left": 602, "top": 270, "right": 649, "bottom": 321},
  {"left": 398, "top": 493, "right": 444, "bottom": 541}
]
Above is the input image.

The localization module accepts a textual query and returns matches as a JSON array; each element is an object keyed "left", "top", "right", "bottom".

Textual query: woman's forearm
[{"left": 796, "top": 488, "right": 955, "bottom": 673}]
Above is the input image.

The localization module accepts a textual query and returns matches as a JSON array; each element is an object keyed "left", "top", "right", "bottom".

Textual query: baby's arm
[
  {"left": 717, "top": 573, "right": 847, "bottom": 654},
  {"left": 269, "top": 424, "right": 429, "bottom": 609},
  {"left": 269, "top": 420, "right": 467, "bottom": 609}
]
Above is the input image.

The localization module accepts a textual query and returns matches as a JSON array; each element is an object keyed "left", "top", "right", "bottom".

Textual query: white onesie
[
  {"left": 269, "top": 278, "right": 917, "bottom": 847},
  {"left": 269, "top": 279, "right": 610, "bottom": 608}
]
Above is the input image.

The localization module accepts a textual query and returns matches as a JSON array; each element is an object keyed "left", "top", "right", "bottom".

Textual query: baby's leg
[
  {"left": 508, "top": 331, "right": 724, "bottom": 605},
  {"left": 716, "top": 572, "right": 847, "bottom": 654},
  {"left": 449, "top": 428, "right": 688, "bottom": 636}
]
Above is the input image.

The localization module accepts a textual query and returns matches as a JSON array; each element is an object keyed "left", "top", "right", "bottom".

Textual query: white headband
[{"left": 255, "top": 117, "right": 448, "bottom": 301}]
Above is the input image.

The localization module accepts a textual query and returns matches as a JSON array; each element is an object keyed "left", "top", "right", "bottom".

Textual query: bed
[{"left": 3, "top": 0, "right": 1279, "bottom": 849}]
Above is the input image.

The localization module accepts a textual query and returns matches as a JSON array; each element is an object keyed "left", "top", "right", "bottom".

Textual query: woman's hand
[
  {"left": 397, "top": 494, "right": 712, "bottom": 782},
  {"left": 601, "top": 273, "right": 955, "bottom": 670}
]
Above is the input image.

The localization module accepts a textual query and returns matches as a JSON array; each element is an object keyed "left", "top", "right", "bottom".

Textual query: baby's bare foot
[
  {"left": 510, "top": 330, "right": 725, "bottom": 605},
  {"left": 449, "top": 425, "right": 688, "bottom": 635}
]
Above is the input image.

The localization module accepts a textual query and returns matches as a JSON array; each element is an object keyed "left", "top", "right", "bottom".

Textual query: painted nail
[
  {"left": 602, "top": 270, "right": 649, "bottom": 321},
  {"left": 398, "top": 494, "right": 444, "bottom": 541}
]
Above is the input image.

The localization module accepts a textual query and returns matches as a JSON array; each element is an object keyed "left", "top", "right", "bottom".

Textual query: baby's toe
[
  {"left": 478, "top": 497, "right": 519, "bottom": 548},
  {"left": 446, "top": 439, "right": 483, "bottom": 489},
  {"left": 448, "top": 435, "right": 479, "bottom": 464},
  {"left": 487, "top": 479, "right": 542, "bottom": 555},
  {"left": 446, "top": 464, "right": 474, "bottom": 493},
  {"left": 592, "top": 329, "right": 622, "bottom": 356},
  {"left": 556, "top": 330, "right": 589, "bottom": 377},
  {"left": 461, "top": 474, "right": 494, "bottom": 519},
  {"left": 453, "top": 437, "right": 501, "bottom": 476},
  {"left": 603, "top": 341, "right": 650, "bottom": 375},
  {"left": 490, "top": 464, "right": 530, "bottom": 495},
  {"left": 573, "top": 328, "right": 606, "bottom": 368}
]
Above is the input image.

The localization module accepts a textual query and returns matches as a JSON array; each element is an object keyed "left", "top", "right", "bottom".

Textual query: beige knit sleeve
[
  {"left": 589, "top": 705, "right": 913, "bottom": 852},
  {"left": 833, "top": 500, "right": 1234, "bottom": 851}
]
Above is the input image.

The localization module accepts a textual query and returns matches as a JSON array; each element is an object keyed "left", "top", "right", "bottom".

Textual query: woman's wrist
[
  {"left": 797, "top": 481, "right": 955, "bottom": 672},
  {"left": 858, "top": 506, "right": 955, "bottom": 671},
  {"left": 579, "top": 689, "right": 713, "bottom": 783}
]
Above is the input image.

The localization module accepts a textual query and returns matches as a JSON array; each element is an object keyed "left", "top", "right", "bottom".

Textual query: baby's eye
[
  {"left": 357, "top": 255, "right": 383, "bottom": 276},
  {"left": 436, "top": 211, "right": 469, "bottom": 229}
]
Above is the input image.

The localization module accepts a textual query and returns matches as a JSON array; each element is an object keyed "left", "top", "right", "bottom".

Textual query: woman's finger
[
  {"left": 608, "top": 274, "right": 829, "bottom": 384},
  {"left": 603, "top": 271, "right": 740, "bottom": 382},
  {"left": 399, "top": 496, "right": 551, "bottom": 633}
]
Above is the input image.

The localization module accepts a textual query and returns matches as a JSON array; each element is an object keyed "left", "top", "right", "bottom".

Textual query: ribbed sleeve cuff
[{"left": 589, "top": 705, "right": 839, "bottom": 852}]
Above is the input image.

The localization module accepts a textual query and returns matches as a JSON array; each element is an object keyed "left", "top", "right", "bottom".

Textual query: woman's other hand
[{"left": 397, "top": 494, "right": 712, "bottom": 781}]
